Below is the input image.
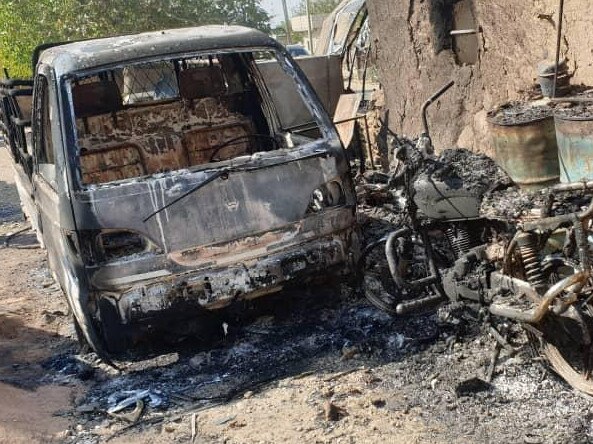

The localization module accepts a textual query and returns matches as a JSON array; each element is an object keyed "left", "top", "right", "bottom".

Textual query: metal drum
[
  {"left": 488, "top": 103, "right": 560, "bottom": 189},
  {"left": 555, "top": 107, "right": 593, "bottom": 183}
]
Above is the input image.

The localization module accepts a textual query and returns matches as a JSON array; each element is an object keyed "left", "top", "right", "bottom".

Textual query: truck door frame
[{"left": 31, "top": 67, "right": 63, "bottom": 282}]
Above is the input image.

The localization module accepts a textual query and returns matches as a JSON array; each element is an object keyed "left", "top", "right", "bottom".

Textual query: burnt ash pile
[
  {"left": 417, "top": 148, "right": 513, "bottom": 195},
  {"left": 481, "top": 186, "right": 593, "bottom": 221},
  {"left": 43, "top": 290, "right": 593, "bottom": 443},
  {"left": 555, "top": 93, "right": 593, "bottom": 120},
  {"left": 487, "top": 101, "right": 556, "bottom": 125},
  {"left": 480, "top": 188, "right": 553, "bottom": 220},
  {"left": 43, "top": 287, "right": 442, "bottom": 432}
]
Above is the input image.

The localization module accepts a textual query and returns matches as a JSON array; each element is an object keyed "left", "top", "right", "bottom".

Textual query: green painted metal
[
  {"left": 555, "top": 116, "right": 593, "bottom": 183},
  {"left": 488, "top": 116, "right": 560, "bottom": 189}
]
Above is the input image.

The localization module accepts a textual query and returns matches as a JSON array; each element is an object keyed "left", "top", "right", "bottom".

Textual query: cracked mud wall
[{"left": 367, "top": 0, "right": 593, "bottom": 155}]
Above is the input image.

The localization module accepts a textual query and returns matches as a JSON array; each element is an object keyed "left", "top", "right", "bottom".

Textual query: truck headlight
[
  {"left": 307, "top": 181, "right": 345, "bottom": 213},
  {"left": 97, "top": 230, "right": 159, "bottom": 262}
]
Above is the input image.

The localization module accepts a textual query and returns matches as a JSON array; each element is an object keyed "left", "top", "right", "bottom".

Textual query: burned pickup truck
[{"left": 0, "top": 26, "right": 359, "bottom": 357}]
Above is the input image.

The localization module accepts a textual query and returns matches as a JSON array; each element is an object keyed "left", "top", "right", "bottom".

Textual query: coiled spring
[{"left": 517, "top": 233, "right": 546, "bottom": 289}]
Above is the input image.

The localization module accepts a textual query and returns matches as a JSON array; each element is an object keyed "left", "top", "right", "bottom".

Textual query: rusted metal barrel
[
  {"left": 488, "top": 103, "right": 560, "bottom": 189},
  {"left": 555, "top": 107, "right": 593, "bottom": 183}
]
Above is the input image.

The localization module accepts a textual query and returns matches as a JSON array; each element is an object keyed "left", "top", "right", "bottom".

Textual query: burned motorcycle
[{"left": 361, "top": 82, "right": 593, "bottom": 394}]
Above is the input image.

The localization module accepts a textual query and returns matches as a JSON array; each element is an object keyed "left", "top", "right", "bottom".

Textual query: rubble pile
[
  {"left": 487, "top": 101, "right": 557, "bottom": 125},
  {"left": 38, "top": 289, "right": 593, "bottom": 443},
  {"left": 481, "top": 185, "right": 593, "bottom": 221},
  {"left": 419, "top": 148, "right": 513, "bottom": 194},
  {"left": 555, "top": 92, "right": 593, "bottom": 119}
]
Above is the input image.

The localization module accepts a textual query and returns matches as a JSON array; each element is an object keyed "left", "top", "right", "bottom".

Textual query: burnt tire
[
  {"left": 360, "top": 231, "right": 442, "bottom": 316},
  {"left": 360, "top": 239, "right": 402, "bottom": 316},
  {"left": 527, "top": 310, "right": 593, "bottom": 396},
  {"left": 362, "top": 266, "right": 400, "bottom": 315},
  {"left": 96, "top": 297, "right": 134, "bottom": 355}
]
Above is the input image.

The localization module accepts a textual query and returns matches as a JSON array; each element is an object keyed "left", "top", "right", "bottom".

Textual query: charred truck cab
[{"left": 1, "top": 26, "right": 359, "bottom": 355}]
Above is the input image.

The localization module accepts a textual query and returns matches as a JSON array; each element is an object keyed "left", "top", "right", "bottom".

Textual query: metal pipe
[
  {"left": 550, "top": 180, "right": 593, "bottom": 193},
  {"left": 281, "top": 0, "right": 293, "bottom": 45},
  {"left": 305, "top": 0, "right": 313, "bottom": 53},
  {"left": 550, "top": 97, "right": 593, "bottom": 104},
  {"left": 521, "top": 199, "right": 593, "bottom": 232},
  {"left": 573, "top": 214, "right": 592, "bottom": 270},
  {"left": 489, "top": 271, "right": 589, "bottom": 323},
  {"left": 421, "top": 80, "right": 455, "bottom": 137},
  {"left": 361, "top": 43, "right": 371, "bottom": 103},
  {"left": 396, "top": 294, "right": 445, "bottom": 315},
  {"left": 385, "top": 228, "right": 412, "bottom": 288},
  {"left": 450, "top": 29, "right": 478, "bottom": 36},
  {"left": 333, "top": 115, "right": 365, "bottom": 125},
  {"left": 552, "top": 0, "right": 565, "bottom": 98},
  {"left": 363, "top": 115, "right": 375, "bottom": 170},
  {"left": 502, "top": 232, "right": 520, "bottom": 275}
]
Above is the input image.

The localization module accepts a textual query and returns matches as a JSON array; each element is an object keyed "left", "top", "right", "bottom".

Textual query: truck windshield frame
[{"left": 60, "top": 46, "right": 336, "bottom": 191}]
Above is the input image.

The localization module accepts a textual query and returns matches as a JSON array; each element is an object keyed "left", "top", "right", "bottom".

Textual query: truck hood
[{"left": 72, "top": 150, "right": 349, "bottom": 256}]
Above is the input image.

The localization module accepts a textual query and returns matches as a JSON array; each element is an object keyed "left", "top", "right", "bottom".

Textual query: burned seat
[
  {"left": 179, "top": 65, "right": 254, "bottom": 164},
  {"left": 73, "top": 67, "right": 256, "bottom": 185},
  {"left": 73, "top": 81, "right": 147, "bottom": 184}
]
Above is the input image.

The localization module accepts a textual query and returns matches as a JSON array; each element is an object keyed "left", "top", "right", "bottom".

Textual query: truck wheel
[{"left": 97, "top": 297, "right": 134, "bottom": 354}]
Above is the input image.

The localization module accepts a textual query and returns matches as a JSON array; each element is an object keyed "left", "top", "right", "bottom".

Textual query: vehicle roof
[{"left": 38, "top": 25, "right": 281, "bottom": 77}]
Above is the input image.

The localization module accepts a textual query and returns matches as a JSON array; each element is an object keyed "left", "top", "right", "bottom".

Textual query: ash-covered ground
[
  {"left": 28, "top": 198, "right": 593, "bottom": 443},
  {"left": 35, "top": 260, "right": 593, "bottom": 444}
]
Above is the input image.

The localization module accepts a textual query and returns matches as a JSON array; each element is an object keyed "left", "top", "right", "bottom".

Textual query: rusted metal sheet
[
  {"left": 488, "top": 115, "right": 560, "bottom": 189},
  {"left": 555, "top": 116, "right": 593, "bottom": 183}
]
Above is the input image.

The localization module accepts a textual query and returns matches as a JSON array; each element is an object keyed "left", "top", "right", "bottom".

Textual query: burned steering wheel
[{"left": 209, "top": 134, "right": 279, "bottom": 162}]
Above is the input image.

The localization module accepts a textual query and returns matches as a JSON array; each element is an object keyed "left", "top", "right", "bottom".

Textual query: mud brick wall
[{"left": 367, "top": 0, "right": 593, "bottom": 155}]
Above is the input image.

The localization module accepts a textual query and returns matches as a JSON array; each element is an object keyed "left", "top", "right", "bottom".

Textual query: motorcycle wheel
[
  {"left": 360, "top": 231, "right": 438, "bottom": 316},
  {"left": 527, "top": 306, "right": 593, "bottom": 395}
]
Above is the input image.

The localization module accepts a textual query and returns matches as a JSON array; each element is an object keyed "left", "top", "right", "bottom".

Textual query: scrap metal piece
[
  {"left": 485, "top": 341, "right": 502, "bottom": 383},
  {"left": 107, "top": 389, "right": 163, "bottom": 414},
  {"left": 108, "top": 400, "right": 145, "bottom": 423}
]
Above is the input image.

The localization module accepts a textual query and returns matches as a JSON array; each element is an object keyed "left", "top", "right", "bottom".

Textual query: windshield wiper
[
  {"left": 142, "top": 149, "right": 331, "bottom": 223},
  {"left": 143, "top": 170, "right": 226, "bottom": 222}
]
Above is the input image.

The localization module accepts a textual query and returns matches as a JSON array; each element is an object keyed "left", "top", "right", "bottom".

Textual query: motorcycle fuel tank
[{"left": 413, "top": 174, "right": 482, "bottom": 220}]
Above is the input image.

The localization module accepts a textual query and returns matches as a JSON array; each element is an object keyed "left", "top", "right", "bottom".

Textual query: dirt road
[
  {"left": 1, "top": 144, "right": 592, "bottom": 443},
  {"left": 0, "top": 145, "right": 79, "bottom": 443}
]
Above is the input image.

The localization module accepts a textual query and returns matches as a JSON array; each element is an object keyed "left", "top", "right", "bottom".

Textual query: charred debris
[
  {"left": 4, "top": 24, "right": 593, "bottom": 420},
  {"left": 356, "top": 95, "right": 593, "bottom": 397}
]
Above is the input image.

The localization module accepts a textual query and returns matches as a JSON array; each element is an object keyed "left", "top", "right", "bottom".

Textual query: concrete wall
[{"left": 366, "top": 0, "right": 593, "bottom": 155}]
